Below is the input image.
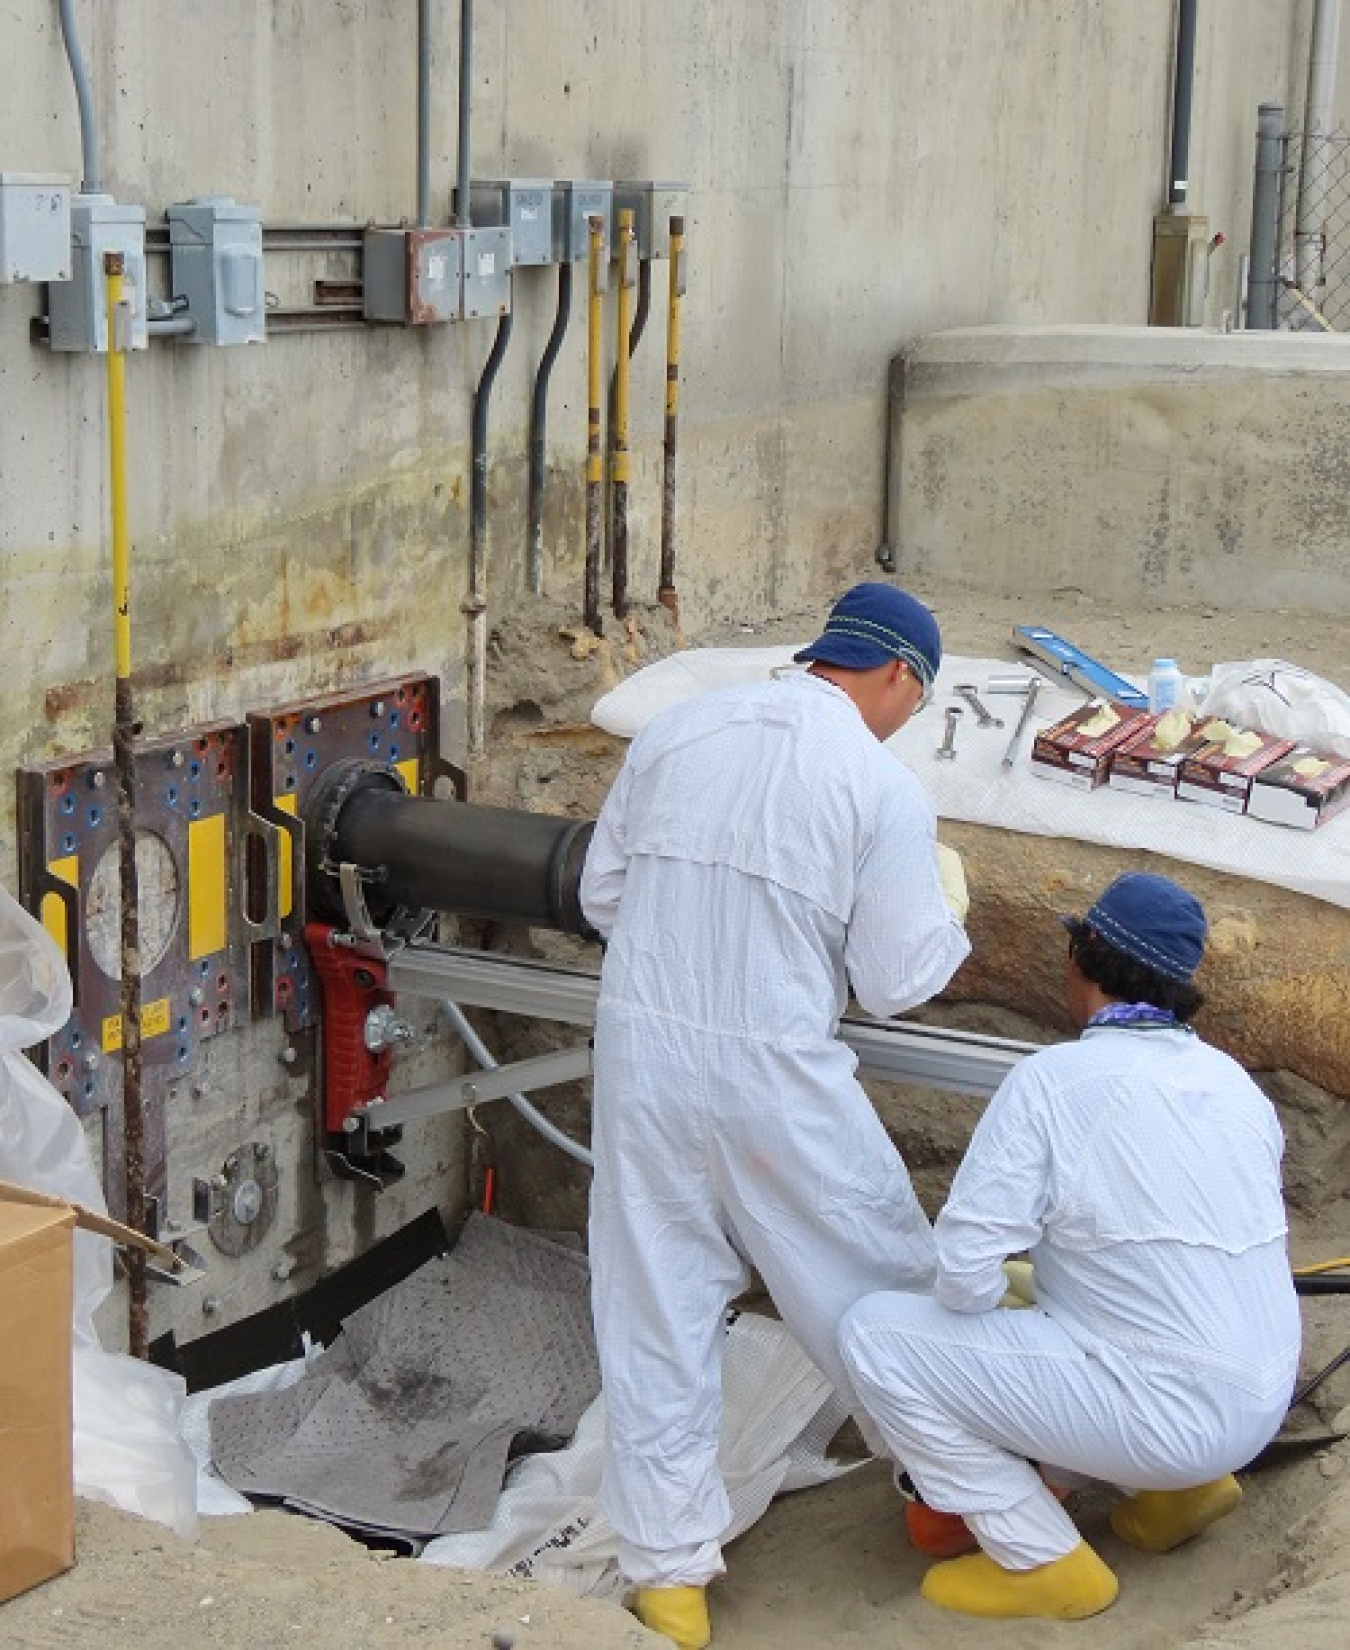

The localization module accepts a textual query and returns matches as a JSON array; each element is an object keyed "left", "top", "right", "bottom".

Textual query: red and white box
[
  {"left": 1030, "top": 700, "right": 1153, "bottom": 792},
  {"left": 1247, "top": 746, "right": 1350, "bottom": 830},
  {"left": 1107, "top": 712, "right": 1208, "bottom": 798},
  {"left": 1176, "top": 730, "right": 1297, "bottom": 814}
]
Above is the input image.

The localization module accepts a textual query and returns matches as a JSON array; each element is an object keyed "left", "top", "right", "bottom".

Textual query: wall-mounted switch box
[
  {"left": 552, "top": 180, "right": 613, "bottom": 264},
  {"left": 363, "top": 227, "right": 461, "bottom": 323},
  {"left": 613, "top": 181, "right": 688, "bottom": 260},
  {"left": 0, "top": 173, "right": 71, "bottom": 283},
  {"left": 167, "top": 197, "right": 265, "bottom": 345},
  {"left": 464, "top": 179, "right": 553, "bottom": 267},
  {"left": 48, "top": 195, "right": 147, "bottom": 353},
  {"left": 457, "top": 225, "right": 512, "bottom": 319}
]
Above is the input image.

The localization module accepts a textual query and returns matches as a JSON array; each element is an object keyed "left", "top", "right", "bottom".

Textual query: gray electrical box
[
  {"left": 457, "top": 225, "right": 512, "bottom": 319},
  {"left": 0, "top": 172, "right": 71, "bottom": 283},
  {"left": 464, "top": 179, "right": 554, "bottom": 267},
  {"left": 613, "top": 181, "right": 688, "bottom": 260},
  {"left": 363, "top": 227, "right": 461, "bottom": 324},
  {"left": 167, "top": 197, "right": 265, "bottom": 345},
  {"left": 552, "top": 180, "right": 613, "bottom": 264},
  {"left": 48, "top": 195, "right": 148, "bottom": 353}
]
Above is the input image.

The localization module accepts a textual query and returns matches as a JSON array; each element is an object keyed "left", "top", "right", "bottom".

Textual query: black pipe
[
  {"left": 526, "top": 262, "right": 573, "bottom": 595},
  {"left": 417, "top": 0, "right": 432, "bottom": 226},
  {"left": 305, "top": 760, "right": 595, "bottom": 936},
  {"left": 1168, "top": 0, "right": 1199, "bottom": 208},
  {"left": 457, "top": 0, "right": 473, "bottom": 224},
  {"left": 471, "top": 307, "right": 513, "bottom": 569}
]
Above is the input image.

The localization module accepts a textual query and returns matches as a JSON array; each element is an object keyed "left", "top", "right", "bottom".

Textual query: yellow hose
[
  {"left": 1292, "top": 1257, "right": 1350, "bottom": 1276},
  {"left": 105, "top": 256, "right": 131, "bottom": 679}
]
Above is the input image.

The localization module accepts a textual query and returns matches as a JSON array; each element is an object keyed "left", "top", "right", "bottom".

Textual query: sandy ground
[{"left": 5, "top": 586, "right": 1349, "bottom": 1649}]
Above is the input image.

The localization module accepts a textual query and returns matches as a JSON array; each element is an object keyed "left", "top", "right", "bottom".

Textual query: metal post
[
  {"left": 1297, "top": 0, "right": 1343, "bottom": 293},
  {"left": 584, "top": 217, "right": 604, "bottom": 634},
  {"left": 104, "top": 253, "right": 148, "bottom": 1359},
  {"left": 610, "top": 209, "right": 635, "bottom": 620},
  {"left": 658, "top": 215, "right": 685, "bottom": 624},
  {"left": 1248, "top": 104, "right": 1285, "bottom": 329}
]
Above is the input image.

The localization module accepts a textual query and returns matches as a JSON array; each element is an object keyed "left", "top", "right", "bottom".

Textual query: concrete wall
[
  {"left": 892, "top": 323, "right": 1350, "bottom": 612},
  {"left": 0, "top": 1, "right": 1333, "bottom": 1343}
]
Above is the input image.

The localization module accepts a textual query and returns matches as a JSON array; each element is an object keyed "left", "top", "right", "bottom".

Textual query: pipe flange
[{"left": 304, "top": 757, "right": 408, "bottom": 925}]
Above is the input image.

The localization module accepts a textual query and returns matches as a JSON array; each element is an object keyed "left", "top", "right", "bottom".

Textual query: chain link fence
[{"left": 1273, "top": 128, "right": 1350, "bottom": 330}]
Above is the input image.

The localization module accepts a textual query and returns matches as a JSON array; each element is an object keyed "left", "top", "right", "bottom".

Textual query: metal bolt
[
  {"left": 256, "top": 1142, "right": 272, "bottom": 1159},
  {"left": 170, "top": 749, "right": 185, "bottom": 768},
  {"left": 82, "top": 1052, "right": 100, "bottom": 1073},
  {"left": 272, "top": 1258, "right": 296, "bottom": 1282},
  {"left": 936, "top": 706, "right": 963, "bottom": 760},
  {"left": 954, "top": 684, "right": 1003, "bottom": 728},
  {"left": 370, "top": 700, "right": 386, "bottom": 718},
  {"left": 279, "top": 931, "right": 293, "bottom": 950},
  {"left": 91, "top": 770, "right": 105, "bottom": 789},
  {"left": 202, "top": 1295, "right": 223, "bottom": 1318},
  {"left": 304, "top": 715, "right": 322, "bottom": 734},
  {"left": 280, "top": 1046, "right": 298, "bottom": 1066},
  {"left": 189, "top": 987, "right": 204, "bottom": 1006},
  {"left": 210, "top": 1173, "right": 228, "bottom": 1191}
]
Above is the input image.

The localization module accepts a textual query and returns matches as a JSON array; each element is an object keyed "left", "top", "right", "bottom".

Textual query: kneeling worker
[{"left": 838, "top": 871, "right": 1301, "bottom": 1621}]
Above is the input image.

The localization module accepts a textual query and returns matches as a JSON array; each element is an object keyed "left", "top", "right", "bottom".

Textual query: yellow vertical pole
[
  {"left": 584, "top": 215, "right": 605, "bottom": 634},
  {"left": 104, "top": 252, "right": 148, "bottom": 1359},
  {"left": 610, "top": 208, "right": 635, "bottom": 619},
  {"left": 659, "top": 214, "right": 686, "bottom": 624}
]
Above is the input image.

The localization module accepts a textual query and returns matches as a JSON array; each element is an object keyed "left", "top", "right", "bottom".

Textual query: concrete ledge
[{"left": 892, "top": 325, "right": 1350, "bottom": 614}]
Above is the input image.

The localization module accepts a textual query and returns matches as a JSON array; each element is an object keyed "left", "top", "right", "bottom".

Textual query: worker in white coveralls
[
  {"left": 838, "top": 871, "right": 1302, "bottom": 1622},
  {"left": 579, "top": 583, "right": 972, "bottom": 1648}
]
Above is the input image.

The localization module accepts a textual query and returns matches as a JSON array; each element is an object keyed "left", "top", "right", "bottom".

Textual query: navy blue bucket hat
[
  {"left": 1063, "top": 872, "right": 1208, "bottom": 983},
  {"left": 794, "top": 583, "right": 942, "bottom": 687}
]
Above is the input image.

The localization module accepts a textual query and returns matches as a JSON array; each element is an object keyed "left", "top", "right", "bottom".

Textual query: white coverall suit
[
  {"left": 579, "top": 671, "right": 970, "bottom": 1587},
  {"left": 838, "top": 1024, "right": 1302, "bottom": 1570}
]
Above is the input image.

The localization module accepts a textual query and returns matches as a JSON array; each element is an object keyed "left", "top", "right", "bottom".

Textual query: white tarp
[
  {"left": 418, "top": 1310, "right": 852, "bottom": 1601},
  {"left": 591, "top": 650, "right": 1350, "bottom": 910}
]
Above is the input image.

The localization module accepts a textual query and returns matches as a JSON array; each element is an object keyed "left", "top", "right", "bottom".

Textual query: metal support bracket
[{"left": 345, "top": 1043, "right": 592, "bottom": 1139}]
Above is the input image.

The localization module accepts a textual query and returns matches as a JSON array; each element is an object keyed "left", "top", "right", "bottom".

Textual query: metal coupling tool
[
  {"left": 954, "top": 684, "right": 1003, "bottom": 728},
  {"left": 936, "top": 705, "right": 963, "bottom": 760},
  {"left": 1002, "top": 678, "right": 1043, "bottom": 768}
]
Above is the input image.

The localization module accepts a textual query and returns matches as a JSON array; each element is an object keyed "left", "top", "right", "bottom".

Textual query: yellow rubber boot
[
  {"left": 920, "top": 1541, "right": 1119, "bottom": 1620},
  {"left": 1109, "top": 1475, "right": 1243, "bottom": 1553},
  {"left": 633, "top": 1585, "right": 711, "bottom": 1649}
]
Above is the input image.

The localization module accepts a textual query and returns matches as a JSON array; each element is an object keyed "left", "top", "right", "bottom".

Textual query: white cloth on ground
[
  {"left": 838, "top": 1025, "right": 1301, "bottom": 1570},
  {"left": 580, "top": 671, "right": 969, "bottom": 1588}
]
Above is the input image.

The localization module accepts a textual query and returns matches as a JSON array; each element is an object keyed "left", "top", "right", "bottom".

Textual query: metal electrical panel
[
  {"left": 465, "top": 179, "right": 554, "bottom": 267},
  {"left": 552, "top": 180, "right": 613, "bottom": 264},
  {"left": 0, "top": 173, "right": 70, "bottom": 283},
  {"left": 47, "top": 195, "right": 148, "bottom": 353},
  {"left": 167, "top": 197, "right": 266, "bottom": 345},
  {"left": 363, "top": 227, "right": 461, "bottom": 324},
  {"left": 457, "top": 225, "right": 512, "bottom": 318},
  {"left": 613, "top": 181, "right": 688, "bottom": 260}
]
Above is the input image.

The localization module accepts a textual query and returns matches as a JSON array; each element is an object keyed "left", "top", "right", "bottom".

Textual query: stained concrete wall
[
  {"left": 892, "top": 324, "right": 1350, "bottom": 612},
  {"left": 0, "top": 1, "right": 1335, "bottom": 1343}
]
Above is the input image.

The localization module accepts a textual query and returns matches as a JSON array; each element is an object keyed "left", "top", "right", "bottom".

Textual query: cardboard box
[
  {"left": 1108, "top": 712, "right": 1208, "bottom": 798},
  {"left": 1247, "top": 746, "right": 1350, "bottom": 830},
  {"left": 1030, "top": 700, "right": 1153, "bottom": 792},
  {"left": 0, "top": 1199, "right": 75, "bottom": 1603},
  {"left": 1177, "top": 730, "right": 1297, "bottom": 814}
]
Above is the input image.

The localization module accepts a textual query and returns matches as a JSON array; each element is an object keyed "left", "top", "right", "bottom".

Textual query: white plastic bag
[
  {"left": 0, "top": 883, "right": 198, "bottom": 1537},
  {"left": 1198, "top": 659, "right": 1350, "bottom": 758},
  {"left": 591, "top": 645, "right": 800, "bottom": 737}
]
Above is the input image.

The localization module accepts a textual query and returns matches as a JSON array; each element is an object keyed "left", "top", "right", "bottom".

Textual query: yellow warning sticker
[{"left": 102, "top": 996, "right": 171, "bottom": 1052}]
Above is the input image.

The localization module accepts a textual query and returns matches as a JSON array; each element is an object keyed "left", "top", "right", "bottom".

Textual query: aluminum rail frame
[{"left": 384, "top": 942, "right": 1035, "bottom": 1099}]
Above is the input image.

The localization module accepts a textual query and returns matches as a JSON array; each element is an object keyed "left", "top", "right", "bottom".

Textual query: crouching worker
[{"left": 838, "top": 872, "right": 1301, "bottom": 1622}]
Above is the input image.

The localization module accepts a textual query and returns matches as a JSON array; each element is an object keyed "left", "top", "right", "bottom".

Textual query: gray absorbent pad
[{"left": 208, "top": 1214, "right": 600, "bottom": 1539}]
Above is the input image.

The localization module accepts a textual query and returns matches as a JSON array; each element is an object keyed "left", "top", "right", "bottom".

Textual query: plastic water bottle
[{"left": 1148, "top": 658, "right": 1183, "bottom": 714}]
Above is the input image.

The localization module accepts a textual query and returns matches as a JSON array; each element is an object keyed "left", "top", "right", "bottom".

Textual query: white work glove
[
  {"left": 935, "top": 843, "right": 969, "bottom": 925},
  {"left": 998, "top": 1259, "right": 1037, "bottom": 1310}
]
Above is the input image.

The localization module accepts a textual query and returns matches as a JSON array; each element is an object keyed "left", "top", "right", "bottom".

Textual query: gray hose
[
  {"left": 58, "top": 0, "right": 101, "bottom": 194},
  {"left": 439, "top": 999, "right": 594, "bottom": 1168}
]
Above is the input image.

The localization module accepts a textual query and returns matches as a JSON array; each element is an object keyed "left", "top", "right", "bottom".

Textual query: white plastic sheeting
[
  {"left": 591, "top": 650, "right": 1350, "bottom": 910},
  {"left": 0, "top": 884, "right": 198, "bottom": 1538},
  {"left": 418, "top": 1311, "right": 853, "bottom": 1600}
]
